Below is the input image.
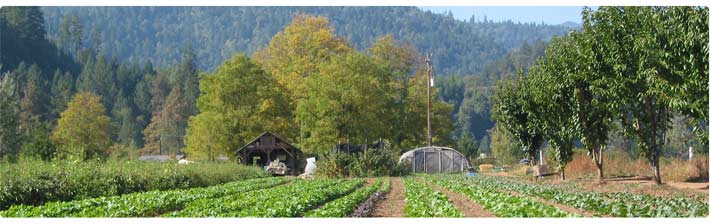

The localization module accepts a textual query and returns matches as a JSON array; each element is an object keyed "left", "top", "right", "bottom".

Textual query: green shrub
[
  {"left": 316, "top": 148, "right": 408, "bottom": 178},
  {"left": 0, "top": 160, "right": 267, "bottom": 210}
]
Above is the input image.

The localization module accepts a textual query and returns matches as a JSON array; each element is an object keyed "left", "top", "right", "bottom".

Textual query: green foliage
[
  {"left": 51, "top": 92, "right": 112, "bottom": 161},
  {"left": 0, "top": 7, "right": 79, "bottom": 76},
  {"left": 490, "top": 124, "right": 523, "bottom": 165},
  {"left": 0, "top": 177, "right": 285, "bottom": 217},
  {"left": 317, "top": 148, "right": 408, "bottom": 178},
  {"left": 0, "top": 72, "right": 21, "bottom": 162},
  {"left": 305, "top": 179, "right": 383, "bottom": 217},
  {"left": 183, "top": 54, "right": 294, "bottom": 161},
  {"left": 443, "top": 174, "right": 708, "bottom": 217},
  {"left": 524, "top": 36, "right": 583, "bottom": 178},
  {"left": 19, "top": 121, "right": 56, "bottom": 161},
  {"left": 580, "top": 6, "right": 709, "bottom": 184},
  {"left": 402, "top": 177, "right": 463, "bottom": 217},
  {"left": 166, "top": 179, "right": 362, "bottom": 217},
  {"left": 425, "top": 175, "right": 574, "bottom": 217},
  {"left": 296, "top": 52, "right": 392, "bottom": 153},
  {"left": 0, "top": 160, "right": 268, "bottom": 211},
  {"left": 492, "top": 76, "right": 544, "bottom": 164},
  {"left": 40, "top": 7, "right": 570, "bottom": 76},
  {"left": 254, "top": 14, "right": 351, "bottom": 100}
]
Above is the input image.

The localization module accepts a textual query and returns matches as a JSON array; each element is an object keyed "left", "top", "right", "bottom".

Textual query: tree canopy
[{"left": 51, "top": 92, "right": 111, "bottom": 161}]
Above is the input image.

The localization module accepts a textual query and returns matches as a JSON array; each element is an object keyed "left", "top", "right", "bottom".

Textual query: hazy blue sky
[{"left": 419, "top": 6, "right": 593, "bottom": 25}]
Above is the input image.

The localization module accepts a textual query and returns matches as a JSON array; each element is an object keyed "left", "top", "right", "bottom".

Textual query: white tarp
[{"left": 304, "top": 157, "right": 317, "bottom": 175}]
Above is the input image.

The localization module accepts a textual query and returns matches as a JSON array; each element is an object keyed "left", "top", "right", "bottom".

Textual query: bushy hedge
[
  {"left": 316, "top": 148, "right": 409, "bottom": 178},
  {"left": 0, "top": 160, "right": 267, "bottom": 210}
]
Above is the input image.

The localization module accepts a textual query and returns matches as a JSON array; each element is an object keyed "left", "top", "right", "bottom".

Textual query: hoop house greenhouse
[{"left": 398, "top": 146, "right": 471, "bottom": 173}]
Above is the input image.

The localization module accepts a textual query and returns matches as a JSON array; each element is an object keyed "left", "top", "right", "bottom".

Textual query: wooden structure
[{"left": 237, "top": 132, "right": 303, "bottom": 175}]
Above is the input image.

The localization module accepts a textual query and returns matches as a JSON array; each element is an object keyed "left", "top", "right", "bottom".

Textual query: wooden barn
[{"left": 237, "top": 132, "right": 304, "bottom": 175}]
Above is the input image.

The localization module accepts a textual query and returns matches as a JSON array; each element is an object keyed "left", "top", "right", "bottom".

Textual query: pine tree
[
  {"left": 50, "top": 69, "right": 75, "bottom": 119},
  {"left": 142, "top": 87, "right": 189, "bottom": 155},
  {"left": 0, "top": 72, "right": 21, "bottom": 162},
  {"left": 19, "top": 64, "right": 49, "bottom": 129}
]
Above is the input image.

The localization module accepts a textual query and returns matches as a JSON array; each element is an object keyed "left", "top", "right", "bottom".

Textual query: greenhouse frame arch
[{"left": 398, "top": 146, "right": 471, "bottom": 173}]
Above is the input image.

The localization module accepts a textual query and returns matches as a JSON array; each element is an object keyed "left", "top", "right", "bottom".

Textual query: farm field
[{"left": 1, "top": 174, "right": 707, "bottom": 218}]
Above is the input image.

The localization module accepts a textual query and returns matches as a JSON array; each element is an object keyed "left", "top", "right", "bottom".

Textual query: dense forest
[
  {"left": 39, "top": 7, "right": 572, "bottom": 75},
  {"left": 0, "top": 6, "right": 568, "bottom": 162}
]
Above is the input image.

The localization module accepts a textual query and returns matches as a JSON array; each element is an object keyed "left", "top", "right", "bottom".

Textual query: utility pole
[{"left": 425, "top": 53, "right": 432, "bottom": 147}]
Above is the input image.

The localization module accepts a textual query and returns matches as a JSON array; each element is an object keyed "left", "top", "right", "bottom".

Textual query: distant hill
[
  {"left": 560, "top": 21, "right": 582, "bottom": 29},
  {"left": 41, "top": 6, "right": 573, "bottom": 75}
]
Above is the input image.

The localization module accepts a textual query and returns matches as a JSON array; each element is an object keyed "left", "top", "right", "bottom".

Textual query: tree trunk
[
  {"left": 651, "top": 146, "right": 662, "bottom": 185},
  {"left": 560, "top": 168, "right": 566, "bottom": 180},
  {"left": 593, "top": 146, "right": 604, "bottom": 182}
]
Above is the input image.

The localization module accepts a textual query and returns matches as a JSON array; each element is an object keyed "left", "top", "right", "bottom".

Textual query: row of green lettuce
[
  {"left": 0, "top": 160, "right": 268, "bottom": 210},
  {"left": 435, "top": 174, "right": 708, "bottom": 217}
]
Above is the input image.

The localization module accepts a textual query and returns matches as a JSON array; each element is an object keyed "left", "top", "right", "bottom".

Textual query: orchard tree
[
  {"left": 582, "top": 7, "right": 708, "bottom": 184},
  {"left": 51, "top": 92, "right": 112, "bottom": 161},
  {"left": 655, "top": 7, "right": 708, "bottom": 145},
  {"left": 492, "top": 75, "right": 544, "bottom": 165},
  {"left": 526, "top": 48, "right": 578, "bottom": 180}
]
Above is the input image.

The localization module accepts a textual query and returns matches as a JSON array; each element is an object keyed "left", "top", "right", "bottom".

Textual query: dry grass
[
  {"left": 564, "top": 150, "right": 708, "bottom": 182},
  {"left": 663, "top": 156, "right": 709, "bottom": 182}
]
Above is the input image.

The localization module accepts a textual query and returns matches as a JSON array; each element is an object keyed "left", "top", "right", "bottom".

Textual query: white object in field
[
  {"left": 689, "top": 146, "right": 694, "bottom": 160},
  {"left": 178, "top": 159, "right": 190, "bottom": 165},
  {"left": 430, "top": 77, "right": 434, "bottom": 87},
  {"left": 304, "top": 157, "right": 317, "bottom": 175}
]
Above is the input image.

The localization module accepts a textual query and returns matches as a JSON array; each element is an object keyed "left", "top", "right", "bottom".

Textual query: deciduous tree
[{"left": 51, "top": 92, "right": 112, "bottom": 161}]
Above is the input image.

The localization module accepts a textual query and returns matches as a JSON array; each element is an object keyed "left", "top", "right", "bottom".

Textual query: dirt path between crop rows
[
  {"left": 370, "top": 177, "right": 405, "bottom": 217},
  {"left": 419, "top": 177, "right": 496, "bottom": 217}
]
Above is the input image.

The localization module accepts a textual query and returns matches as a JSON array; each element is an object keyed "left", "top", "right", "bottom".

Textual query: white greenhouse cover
[{"left": 399, "top": 146, "right": 470, "bottom": 173}]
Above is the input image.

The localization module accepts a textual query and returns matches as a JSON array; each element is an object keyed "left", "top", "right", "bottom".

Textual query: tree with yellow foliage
[{"left": 51, "top": 92, "right": 112, "bottom": 161}]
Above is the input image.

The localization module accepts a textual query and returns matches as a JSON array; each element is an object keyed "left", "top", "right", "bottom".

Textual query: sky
[{"left": 419, "top": 6, "right": 592, "bottom": 25}]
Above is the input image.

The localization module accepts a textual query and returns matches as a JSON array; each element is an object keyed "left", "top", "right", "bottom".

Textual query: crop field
[{"left": 0, "top": 174, "right": 707, "bottom": 218}]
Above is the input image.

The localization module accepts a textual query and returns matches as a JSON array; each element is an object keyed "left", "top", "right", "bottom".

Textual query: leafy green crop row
[
  {"left": 450, "top": 175, "right": 708, "bottom": 217},
  {"left": 424, "top": 175, "right": 575, "bottom": 217},
  {"left": 305, "top": 179, "right": 384, "bottom": 217},
  {"left": 380, "top": 177, "right": 391, "bottom": 192},
  {"left": 402, "top": 177, "right": 463, "bottom": 217},
  {"left": 0, "top": 177, "right": 287, "bottom": 217},
  {"left": 0, "top": 160, "right": 267, "bottom": 210},
  {"left": 165, "top": 178, "right": 364, "bottom": 217}
]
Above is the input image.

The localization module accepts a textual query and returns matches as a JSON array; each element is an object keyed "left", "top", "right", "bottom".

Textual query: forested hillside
[
  {"left": 0, "top": 6, "right": 571, "bottom": 163},
  {"left": 40, "top": 7, "right": 572, "bottom": 75}
]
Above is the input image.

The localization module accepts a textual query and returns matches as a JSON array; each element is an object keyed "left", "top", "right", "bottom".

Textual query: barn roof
[{"left": 236, "top": 131, "right": 300, "bottom": 153}]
